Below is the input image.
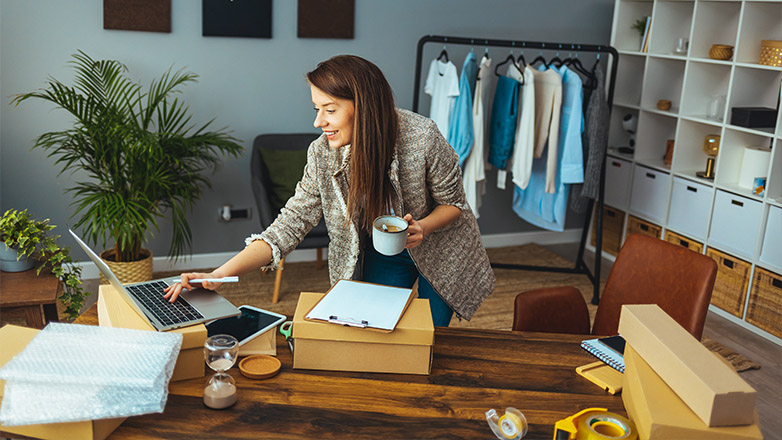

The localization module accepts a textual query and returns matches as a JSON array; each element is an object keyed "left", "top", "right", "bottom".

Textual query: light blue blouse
[{"left": 448, "top": 52, "right": 478, "bottom": 168}]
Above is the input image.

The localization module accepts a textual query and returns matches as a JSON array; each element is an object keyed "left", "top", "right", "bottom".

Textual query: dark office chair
[
  {"left": 250, "top": 133, "right": 329, "bottom": 303},
  {"left": 512, "top": 234, "right": 718, "bottom": 340}
]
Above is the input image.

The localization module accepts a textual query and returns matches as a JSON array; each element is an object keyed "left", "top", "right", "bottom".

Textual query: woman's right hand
[{"left": 163, "top": 272, "right": 225, "bottom": 303}]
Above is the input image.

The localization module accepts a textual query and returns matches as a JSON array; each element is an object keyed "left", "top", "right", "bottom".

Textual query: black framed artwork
[
  {"left": 104, "top": 0, "right": 171, "bottom": 33},
  {"left": 203, "top": 0, "right": 272, "bottom": 39},
  {"left": 297, "top": 0, "right": 354, "bottom": 39}
]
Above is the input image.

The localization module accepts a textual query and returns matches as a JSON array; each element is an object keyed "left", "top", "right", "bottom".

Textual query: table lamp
[{"left": 696, "top": 134, "right": 720, "bottom": 179}]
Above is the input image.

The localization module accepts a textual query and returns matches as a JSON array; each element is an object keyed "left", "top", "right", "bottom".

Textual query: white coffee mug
[{"left": 372, "top": 215, "right": 409, "bottom": 256}]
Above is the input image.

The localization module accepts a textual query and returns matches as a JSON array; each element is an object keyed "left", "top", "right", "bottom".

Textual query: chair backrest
[
  {"left": 592, "top": 233, "right": 718, "bottom": 340},
  {"left": 250, "top": 133, "right": 319, "bottom": 229}
]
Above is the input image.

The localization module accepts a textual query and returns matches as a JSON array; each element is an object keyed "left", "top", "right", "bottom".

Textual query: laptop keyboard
[{"left": 126, "top": 281, "right": 204, "bottom": 327}]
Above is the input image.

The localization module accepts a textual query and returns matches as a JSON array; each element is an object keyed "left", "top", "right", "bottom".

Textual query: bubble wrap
[{"left": 0, "top": 323, "right": 182, "bottom": 426}]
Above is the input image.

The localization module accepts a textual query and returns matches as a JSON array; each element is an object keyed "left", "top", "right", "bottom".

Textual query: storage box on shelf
[
  {"left": 591, "top": 204, "right": 625, "bottom": 257},
  {"left": 668, "top": 177, "right": 714, "bottom": 241},
  {"left": 746, "top": 267, "right": 782, "bottom": 339},
  {"left": 706, "top": 247, "right": 752, "bottom": 318},
  {"left": 664, "top": 230, "right": 704, "bottom": 254},
  {"left": 626, "top": 215, "right": 662, "bottom": 240},
  {"left": 602, "top": 0, "right": 782, "bottom": 342}
]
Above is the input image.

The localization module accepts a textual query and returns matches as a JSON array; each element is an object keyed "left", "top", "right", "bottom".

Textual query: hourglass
[{"left": 203, "top": 334, "right": 239, "bottom": 409}]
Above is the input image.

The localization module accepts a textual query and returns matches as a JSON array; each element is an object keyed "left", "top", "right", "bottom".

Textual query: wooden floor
[{"left": 547, "top": 243, "right": 782, "bottom": 440}]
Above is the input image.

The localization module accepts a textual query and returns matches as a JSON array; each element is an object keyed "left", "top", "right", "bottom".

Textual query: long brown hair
[{"left": 306, "top": 55, "right": 399, "bottom": 231}]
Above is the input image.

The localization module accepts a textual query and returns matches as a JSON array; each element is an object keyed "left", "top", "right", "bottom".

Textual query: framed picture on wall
[
  {"left": 104, "top": 0, "right": 171, "bottom": 33},
  {"left": 203, "top": 0, "right": 272, "bottom": 39},
  {"left": 297, "top": 0, "right": 354, "bottom": 39}
]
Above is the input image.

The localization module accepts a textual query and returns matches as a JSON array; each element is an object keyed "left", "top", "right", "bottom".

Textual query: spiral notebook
[{"left": 581, "top": 335, "right": 625, "bottom": 373}]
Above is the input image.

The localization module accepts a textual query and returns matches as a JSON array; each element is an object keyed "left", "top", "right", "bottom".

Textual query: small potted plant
[{"left": 0, "top": 209, "right": 88, "bottom": 320}]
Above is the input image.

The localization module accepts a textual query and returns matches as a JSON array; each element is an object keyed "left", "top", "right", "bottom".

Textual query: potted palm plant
[
  {"left": 12, "top": 51, "right": 243, "bottom": 282},
  {"left": 0, "top": 209, "right": 87, "bottom": 320}
]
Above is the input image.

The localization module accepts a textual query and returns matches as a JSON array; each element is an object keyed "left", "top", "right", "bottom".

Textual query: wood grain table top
[
  {"left": 68, "top": 304, "right": 624, "bottom": 439},
  {"left": 0, "top": 267, "right": 60, "bottom": 307}
]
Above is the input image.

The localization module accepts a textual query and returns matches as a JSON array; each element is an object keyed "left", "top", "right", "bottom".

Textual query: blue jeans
[{"left": 362, "top": 239, "right": 454, "bottom": 327}]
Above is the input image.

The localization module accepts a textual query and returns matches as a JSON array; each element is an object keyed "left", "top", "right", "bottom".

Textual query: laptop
[{"left": 70, "top": 229, "right": 240, "bottom": 331}]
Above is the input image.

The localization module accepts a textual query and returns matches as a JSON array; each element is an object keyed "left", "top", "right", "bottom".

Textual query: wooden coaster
[{"left": 239, "top": 355, "right": 281, "bottom": 380}]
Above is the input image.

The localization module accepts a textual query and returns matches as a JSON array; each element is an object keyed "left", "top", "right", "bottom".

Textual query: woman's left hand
[{"left": 403, "top": 214, "right": 424, "bottom": 249}]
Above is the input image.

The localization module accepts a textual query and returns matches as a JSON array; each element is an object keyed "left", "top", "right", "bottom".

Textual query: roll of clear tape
[
  {"left": 575, "top": 409, "right": 636, "bottom": 440},
  {"left": 486, "top": 407, "right": 528, "bottom": 440}
]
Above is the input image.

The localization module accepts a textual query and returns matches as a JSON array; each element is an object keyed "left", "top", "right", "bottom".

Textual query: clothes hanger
[
  {"left": 494, "top": 49, "right": 524, "bottom": 83},
  {"left": 516, "top": 43, "right": 527, "bottom": 69},
  {"left": 437, "top": 45, "right": 449, "bottom": 63},
  {"left": 530, "top": 47, "right": 548, "bottom": 68}
]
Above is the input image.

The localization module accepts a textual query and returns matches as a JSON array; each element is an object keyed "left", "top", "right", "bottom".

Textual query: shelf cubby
[
  {"left": 635, "top": 110, "right": 678, "bottom": 167},
  {"left": 649, "top": 1, "right": 695, "bottom": 56},
  {"left": 640, "top": 57, "right": 685, "bottom": 110},
  {"left": 690, "top": 1, "right": 742, "bottom": 59},
  {"left": 607, "top": 107, "right": 639, "bottom": 155},
  {"left": 672, "top": 119, "right": 722, "bottom": 181},
  {"left": 612, "top": 1, "right": 655, "bottom": 53},
  {"left": 715, "top": 128, "right": 773, "bottom": 195},
  {"left": 735, "top": 2, "right": 782, "bottom": 64},
  {"left": 727, "top": 66, "right": 782, "bottom": 134},
  {"left": 767, "top": 139, "right": 782, "bottom": 202},
  {"left": 614, "top": 54, "right": 646, "bottom": 106},
  {"left": 680, "top": 61, "right": 731, "bottom": 121}
]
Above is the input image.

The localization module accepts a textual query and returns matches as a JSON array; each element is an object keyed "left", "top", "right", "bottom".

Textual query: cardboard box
[
  {"left": 98, "top": 284, "right": 206, "bottom": 381},
  {"left": 618, "top": 304, "right": 756, "bottom": 426},
  {"left": 291, "top": 292, "right": 434, "bottom": 374},
  {"left": 0, "top": 325, "right": 125, "bottom": 440},
  {"left": 622, "top": 345, "right": 763, "bottom": 439}
]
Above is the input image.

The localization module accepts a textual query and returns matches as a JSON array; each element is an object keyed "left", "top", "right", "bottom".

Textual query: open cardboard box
[
  {"left": 622, "top": 344, "right": 763, "bottom": 439},
  {"left": 291, "top": 292, "right": 434, "bottom": 374},
  {"left": 618, "top": 304, "right": 756, "bottom": 427},
  {"left": 0, "top": 325, "right": 125, "bottom": 440},
  {"left": 98, "top": 284, "right": 206, "bottom": 381}
]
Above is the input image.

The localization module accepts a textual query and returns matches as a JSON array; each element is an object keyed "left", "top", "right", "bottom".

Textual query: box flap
[
  {"left": 622, "top": 345, "right": 763, "bottom": 439},
  {"left": 292, "top": 292, "right": 433, "bottom": 345},
  {"left": 618, "top": 304, "right": 756, "bottom": 427},
  {"left": 98, "top": 285, "right": 206, "bottom": 349}
]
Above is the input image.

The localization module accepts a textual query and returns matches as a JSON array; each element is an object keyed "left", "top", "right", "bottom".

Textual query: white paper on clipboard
[{"left": 305, "top": 280, "right": 415, "bottom": 331}]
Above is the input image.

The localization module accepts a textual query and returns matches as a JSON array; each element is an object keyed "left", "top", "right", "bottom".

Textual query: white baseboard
[{"left": 76, "top": 229, "right": 582, "bottom": 280}]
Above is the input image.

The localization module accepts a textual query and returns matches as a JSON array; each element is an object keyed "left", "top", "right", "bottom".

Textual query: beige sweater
[
  {"left": 250, "top": 109, "right": 495, "bottom": 320},
  {"left": 532, "top": 68, "right": 562, "bottom": 194}
]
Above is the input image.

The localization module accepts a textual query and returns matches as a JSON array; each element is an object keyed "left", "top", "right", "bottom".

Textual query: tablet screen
[{"left": 206, "top": 307, "right": 285, "bottom": 343}]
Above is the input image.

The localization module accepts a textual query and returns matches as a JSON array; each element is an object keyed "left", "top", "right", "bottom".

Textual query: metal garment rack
[{"left": 412, "top": 35, "right": 618, "bottom": 304}]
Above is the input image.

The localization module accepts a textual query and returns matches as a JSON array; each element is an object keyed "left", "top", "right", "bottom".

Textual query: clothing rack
[{"left": 412, "top": 35, "right": 618, "bottom": 305}]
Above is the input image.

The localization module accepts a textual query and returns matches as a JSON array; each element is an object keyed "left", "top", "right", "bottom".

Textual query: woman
[{"left": 165, "top": 55, "right": 494, "bottom": 326}]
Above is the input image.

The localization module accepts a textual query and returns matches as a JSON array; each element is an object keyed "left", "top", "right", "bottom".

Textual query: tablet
[{"left": 205, "top": 305, "right": 286, "bottom": 346}]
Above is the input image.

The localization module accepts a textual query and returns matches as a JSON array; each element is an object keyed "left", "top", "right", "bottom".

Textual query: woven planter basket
[
  {"left": 708, "top": 44, "right": 733, "bottom": 61},
  {"left": 759, "top": 40, "right": 782, "bottom": 67},
  {"left": 590, "top": 204, "right": 625, "bottom": 256},
  {"left": 664, "top": 230, "right": 703, "bottom": 254},
  {"left": 625, "top": 215, "right": 661, "bottom": 240},
  {"left": 706, "top": 248, "right": 750, "bottom": 317},
  {"left": 99, "top": 248, "right": 153, "bottom": 285},
  {"left": 746, "top": 267, "right": 782, "bottom": 338}
]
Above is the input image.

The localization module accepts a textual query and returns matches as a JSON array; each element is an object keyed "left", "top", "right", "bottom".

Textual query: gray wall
[{"left": 0, "top": 0, "right": 614, "bottom": 261}]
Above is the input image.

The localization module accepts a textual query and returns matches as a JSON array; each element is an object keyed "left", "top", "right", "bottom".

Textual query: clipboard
[{"left": 304, "top": 279, "right": 416, "bottom": 332}]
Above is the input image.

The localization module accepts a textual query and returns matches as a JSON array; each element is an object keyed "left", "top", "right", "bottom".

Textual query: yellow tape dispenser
[{"left": 553, "top": 408, "right": 637, "bottom": 440}]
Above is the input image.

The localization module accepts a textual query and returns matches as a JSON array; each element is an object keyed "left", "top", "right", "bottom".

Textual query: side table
[{"left": 0, "top": 267, "right": 61, "bottom": 328}]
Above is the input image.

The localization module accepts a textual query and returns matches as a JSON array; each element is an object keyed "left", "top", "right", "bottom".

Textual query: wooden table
[
  {"left": 0, "top": 267, "right": 60, "bottom": 328},
  {"left": 55, "top": 304, "right": 626, "bottom": 439}
]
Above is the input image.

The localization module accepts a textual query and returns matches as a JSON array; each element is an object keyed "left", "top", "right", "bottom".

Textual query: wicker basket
[
  {"left": 663, "top": 230, "right": 703, "bottom": 254},
  {"left": 706, "top": 247, "right": 751, "bottom": 318},
  {"left": 99, "top": 248, "right": 154, "bottom": 285},
  {"left": 708, "top": 44, "right": 734, "bottom": 61},
  {"left": 746, "top": 267, "right": 782, "bottom": 338},
  {"left": 759, "top": 40, "right": 782, "bottom": 67},
  {"left": 591, "top": 204, "right": 625, "bottom": 256},
  {"left": 626, "top": 215, "right": 661, "bottom": 240}
]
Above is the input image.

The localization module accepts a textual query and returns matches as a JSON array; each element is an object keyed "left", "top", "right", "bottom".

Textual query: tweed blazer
[{"left": 248, "top": 109, "right": 495, "bottom": 320}]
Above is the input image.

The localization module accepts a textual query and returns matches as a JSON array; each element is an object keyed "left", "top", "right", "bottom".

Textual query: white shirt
[
  {"left": 511, "top": 65, "right": 536, "bottom": 190},
  {"left": 424, "top": 59, "right": 460, "bottom": 138},
  {"left": 462, "top": 56, "right": 491, "bottom": 218}
]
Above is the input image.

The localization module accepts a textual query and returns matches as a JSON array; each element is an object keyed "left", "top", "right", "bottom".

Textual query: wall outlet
[{"left": 218, "top": 206, "right": 252, "bottom": 222}]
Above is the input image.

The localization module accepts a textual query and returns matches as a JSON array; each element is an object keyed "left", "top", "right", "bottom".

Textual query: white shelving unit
[{"left": 594, "top": 0, "right": 782, "bottom": 344}]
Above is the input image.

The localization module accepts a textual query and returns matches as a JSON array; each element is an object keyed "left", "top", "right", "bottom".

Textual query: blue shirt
[
  {"left": 488, "top": 74, "right": 519, "bottom": 170},
  {"left": 513, "top": 65, "right": 584, "bottom": 231},
  {"left": 448, "top": 52, "right": 478, "bottom": 168}
]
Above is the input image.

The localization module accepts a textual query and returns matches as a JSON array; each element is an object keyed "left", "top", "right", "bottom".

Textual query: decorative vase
[
  {"left": 0, "top": 242, "right": 35, "bottom": 272},
  {"left": 99, "top": 248, "right": 153, "bottom": 284}
]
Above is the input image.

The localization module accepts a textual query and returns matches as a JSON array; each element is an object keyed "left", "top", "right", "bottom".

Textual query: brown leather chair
[{"left": 513, "top": 234, "right": 718, "bottom": 340}]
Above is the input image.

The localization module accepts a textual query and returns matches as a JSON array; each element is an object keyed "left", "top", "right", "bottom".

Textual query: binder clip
[{"left": 486, "top": 407, "right": 528, "bottom": 440}]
